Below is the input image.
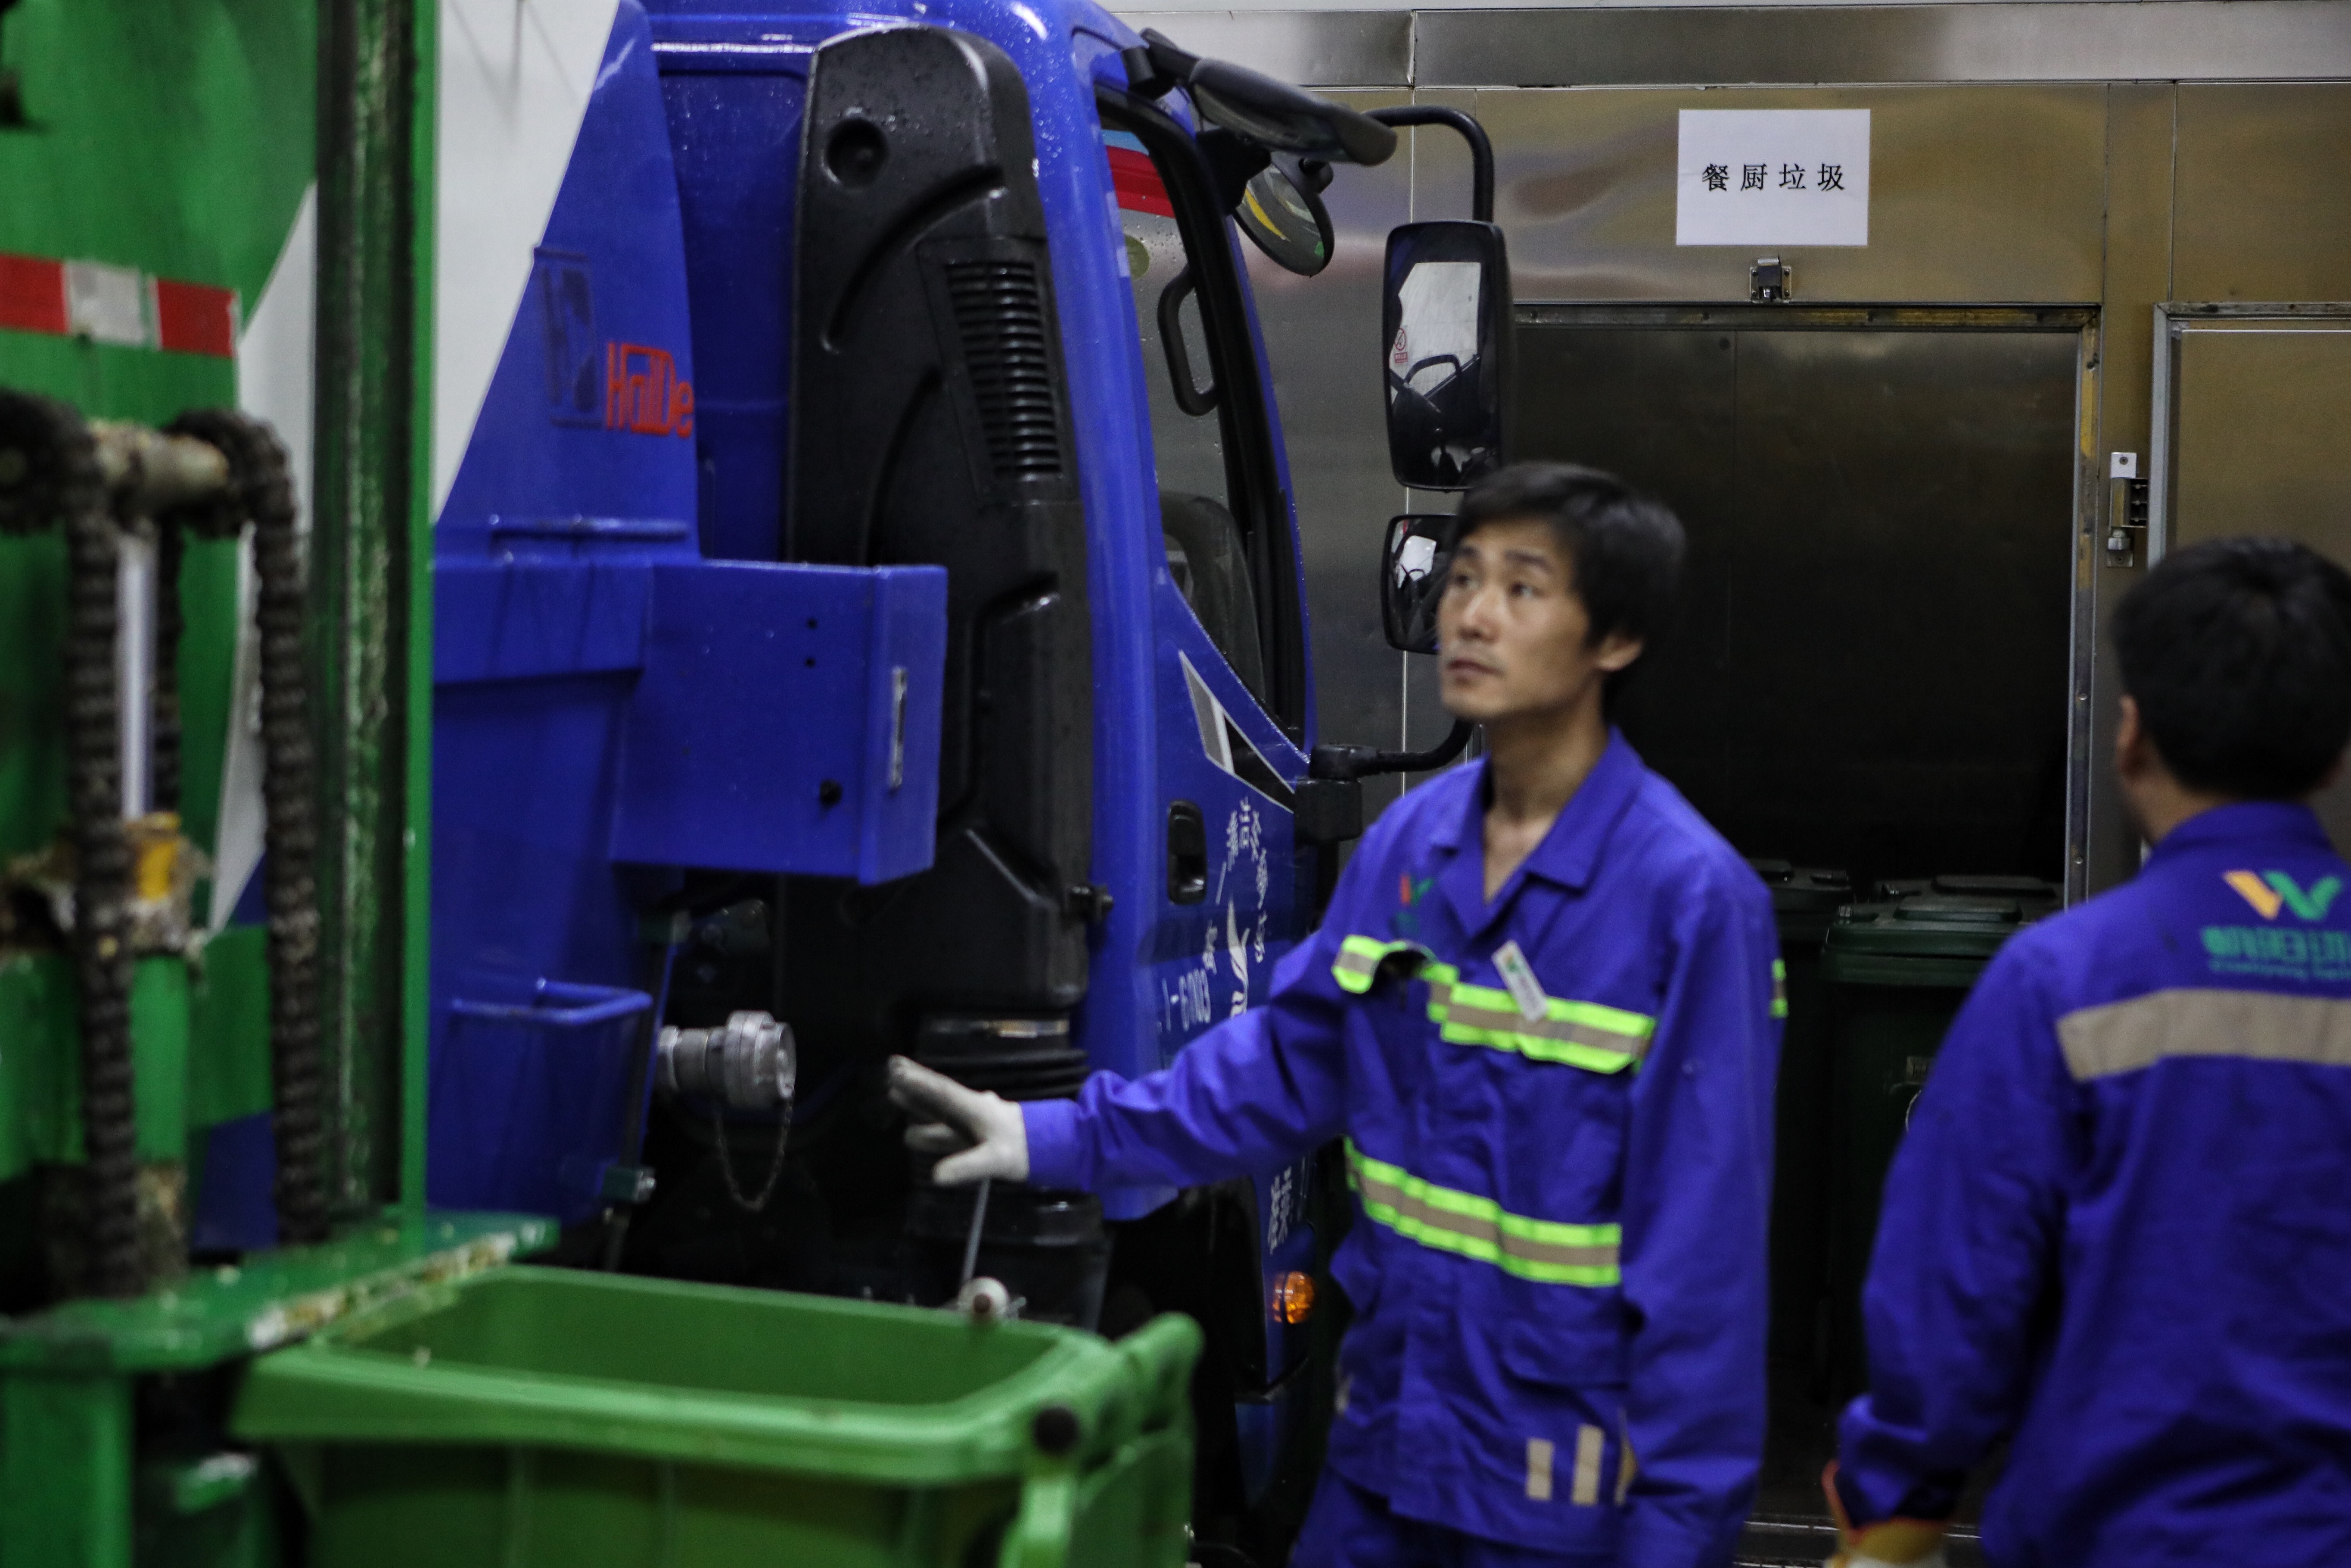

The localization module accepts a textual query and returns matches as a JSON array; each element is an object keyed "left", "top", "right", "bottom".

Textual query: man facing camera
[
  {"left": 1828, "top": 537, "right": 2351, "bottom": 1568},
  {"left": 896, "top": 463, "right": 1781, "bottom": 1568}
]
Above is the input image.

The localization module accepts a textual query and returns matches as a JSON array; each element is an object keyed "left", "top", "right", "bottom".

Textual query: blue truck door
[
  {"left": 1098, "top": 104, "right": 1311, "bottom": 1074},
  {"left": 1098, "top": 87, "right": 1322, "bottom": 1492}
]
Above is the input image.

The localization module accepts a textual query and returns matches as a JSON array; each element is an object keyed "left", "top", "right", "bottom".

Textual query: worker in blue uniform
[
  {"left": 893, "top": 463, "right": 1782, "bottom": 1568},
  {"left": 1825, "top": 537, "right": 2351, "bottom": 1568}
]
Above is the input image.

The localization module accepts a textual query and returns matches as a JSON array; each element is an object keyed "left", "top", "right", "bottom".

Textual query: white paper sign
[{"left": 1676, "top": 109, "right": 1870, "bottom": 247}]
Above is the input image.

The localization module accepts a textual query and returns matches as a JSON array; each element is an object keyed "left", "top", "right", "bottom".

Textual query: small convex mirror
[
  {"left": 1383, "top": 221, "right": 1511, "bottom": 491},
  {"left": 1381, "top": 513, "right": 1453, "bottom": 654},
  {"left": 1235, "top": 158, "right": 1334, "bottom": 277}
]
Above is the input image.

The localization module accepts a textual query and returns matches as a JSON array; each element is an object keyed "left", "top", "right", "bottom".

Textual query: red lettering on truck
[{"left": 605, "top": 342, "right": 695, "bottom": 437}]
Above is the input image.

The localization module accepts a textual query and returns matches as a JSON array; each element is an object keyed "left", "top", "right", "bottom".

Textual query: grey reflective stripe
[{"left": 2057, "top": 987, "right": 2351, "bottom": 1081}]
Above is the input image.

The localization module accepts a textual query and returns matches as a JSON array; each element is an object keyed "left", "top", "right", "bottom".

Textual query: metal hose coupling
[
  {"left": 657, "top": 1011, "right": 796, "bottom": 1214},
  {"left": 656, "top": 1010, "right": 796, "bottom": 1109}
]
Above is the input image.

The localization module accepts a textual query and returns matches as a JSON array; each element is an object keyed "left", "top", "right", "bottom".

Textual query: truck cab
[{"left": 425, "top": 0, "right": 1496, "bottom": 1546}]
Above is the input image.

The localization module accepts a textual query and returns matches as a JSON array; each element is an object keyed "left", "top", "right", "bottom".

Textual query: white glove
[{"left": 888, "top": 1056, "right": 1029, "bottom": 1185}]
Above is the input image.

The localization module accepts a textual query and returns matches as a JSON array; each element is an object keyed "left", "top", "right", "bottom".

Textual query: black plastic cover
[{"left": 781, "top": 25, "right": 1093, "bottom": 1042}]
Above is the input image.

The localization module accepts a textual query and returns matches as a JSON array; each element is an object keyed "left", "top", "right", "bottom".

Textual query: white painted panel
[{"left": 214, "top": 185, "right": 318, "bottom": 929}]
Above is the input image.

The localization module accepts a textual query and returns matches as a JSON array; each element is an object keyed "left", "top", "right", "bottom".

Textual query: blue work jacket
[
  {"left": 1026, "top": 733, "right": 1781, "bottom": 1564},
  {"left": 1838, "top": 801, "right": 2351, "bottom": 1565}
]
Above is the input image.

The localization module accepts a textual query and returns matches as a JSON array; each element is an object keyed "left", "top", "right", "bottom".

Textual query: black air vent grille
[{"left": 945, "top": 258, "right": 1064, "bottom": 480}]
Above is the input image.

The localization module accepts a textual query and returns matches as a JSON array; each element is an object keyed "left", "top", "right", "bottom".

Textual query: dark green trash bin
[
  {"left": 1821, "top": 889, "right": 2047, "bottom": 1400},
  {"left": 231, "top": 1265, "right": 1200, "bottom": 1568},
  {"left": 1748, "top": 860, "right": 1852, "bottom": 1375}
]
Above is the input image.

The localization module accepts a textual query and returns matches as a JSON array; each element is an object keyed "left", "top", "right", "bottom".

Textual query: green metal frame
[
  {"left": 312, "top": 0, "right": 432, "bottom": 1220},
  {"left": 0, "top": 5, "right": 491, "bottom": 1564}
]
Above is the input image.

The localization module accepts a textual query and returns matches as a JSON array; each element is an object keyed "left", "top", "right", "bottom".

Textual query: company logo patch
[
  {"left": 606, "top": 342, "right": 694, "bottom": 438},
  {"left": 2225, "top": 869, "right": 2342, "bottom": 922},
  {"left": 1392, "top": 874, "right": 1435, "bottom": 937}
]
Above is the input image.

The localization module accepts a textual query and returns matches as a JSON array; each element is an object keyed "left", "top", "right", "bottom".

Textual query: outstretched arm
[
  {"left": 891, "top": 922, "right": 1358, "bottom": 1192},
  {"left": 1022, "top": 928, "right": 1358, "bottom": 1190}
]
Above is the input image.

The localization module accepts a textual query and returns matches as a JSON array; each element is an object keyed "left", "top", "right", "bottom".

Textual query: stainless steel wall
[{"left": 1151, "top": 1, "right": 2351, "bottom": 889}]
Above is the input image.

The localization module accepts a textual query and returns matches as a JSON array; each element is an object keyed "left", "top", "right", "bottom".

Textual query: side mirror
[
  {"left": 1235, "top": 155, "right": 1335, "bottom": 277},
  {"left": 1383, "top": 220, "right": 1511, "bottom": 491},
  {"left": 1381, "top": 513, "right": 1452, "bottom": 654}
]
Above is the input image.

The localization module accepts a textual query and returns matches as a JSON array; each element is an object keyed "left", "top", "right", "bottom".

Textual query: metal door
[
  {"left": 2153, "top": 304, "right": 2351, "bottom": 852},
  {"left": 1512, "top": 307, "right": 2087, "bottom": 895}
]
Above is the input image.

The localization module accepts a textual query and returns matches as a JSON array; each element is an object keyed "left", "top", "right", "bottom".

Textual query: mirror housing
[
  {"left": 1129, "top": 30, "right": 1397, "bottom": 167},
  {"left": 1381, "top": 513, "right": 1452, "bottom": 654},
  {"left": 1383, "top": 220, "right": 1511, "bottom": 491}
]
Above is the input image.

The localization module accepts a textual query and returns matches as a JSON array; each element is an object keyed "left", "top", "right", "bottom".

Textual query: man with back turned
[
  {"left": 895, "top": 463, "right": 1783, "bottom": 1566},
  {"left": 1826, "top": 537, "right": 2351, "bottom": 1568}
]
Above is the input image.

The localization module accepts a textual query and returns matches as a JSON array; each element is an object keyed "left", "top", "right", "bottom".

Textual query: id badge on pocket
[{"left": 1494, "top": 938, "right": 1548, "bottom": 1022}]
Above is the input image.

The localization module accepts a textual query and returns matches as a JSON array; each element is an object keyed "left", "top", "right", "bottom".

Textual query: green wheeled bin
[
  {"left": 1821, "top": 891, "right": 2046, "bottom": 1401},
  {"left": 1746, "top": 860, "right": 1853, "bottom": 1378},
  {"left": 230, "top": 1266, "right": 1201, "bottom": 1568}
]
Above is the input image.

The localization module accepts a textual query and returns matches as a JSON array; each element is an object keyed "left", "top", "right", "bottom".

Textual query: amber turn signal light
[{"left": 1272, "top": 1270, "right": 1315, "bottom": 1325}]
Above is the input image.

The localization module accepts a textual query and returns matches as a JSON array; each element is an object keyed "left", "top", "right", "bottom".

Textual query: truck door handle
[
  {"left": 1157, "top": 267, "right": 1220, "bottom": 417},
  {"left": 1168, "top": 801, "right": 1208, "bottom": 904}
]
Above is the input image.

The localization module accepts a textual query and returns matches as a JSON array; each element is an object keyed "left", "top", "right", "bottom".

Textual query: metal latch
[
  {"left": 2105, "top": 452, "right": 2149, "bottom": 566},
  {"left": 1750, "top": 256, "right": 1793, "bottom": 304}
]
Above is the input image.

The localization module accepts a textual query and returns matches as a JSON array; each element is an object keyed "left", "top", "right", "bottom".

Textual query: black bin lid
[
  {"left": 1825, "top": 894, "right": 2025, "bottom": 962},
  {"left": 1746, "top": 858, "right": 1853, "bottom": 915}
]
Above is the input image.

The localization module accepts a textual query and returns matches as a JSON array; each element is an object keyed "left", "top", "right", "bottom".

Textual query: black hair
[
  {"left": 1447, "top": 462, "right": 1686, "bottom": 702},
  {"left": 2112, "top": 537, "right": 2351, "bottom": 798}
]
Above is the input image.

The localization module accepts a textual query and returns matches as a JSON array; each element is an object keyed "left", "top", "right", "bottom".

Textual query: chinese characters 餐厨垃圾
[
  {"left": 1703, "top": 163, "right": 1730, "bottom": 192},
  {"left": 1817, "top": 163, "right": 1845, "bottom": 191},
  {"left": 1741, "top": 164, "right": 1767, "bottom": 190}
]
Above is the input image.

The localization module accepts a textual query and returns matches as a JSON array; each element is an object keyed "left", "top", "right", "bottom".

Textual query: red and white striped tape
[{"left": 0, "top": 252, "right": 237, "bottom": 359}]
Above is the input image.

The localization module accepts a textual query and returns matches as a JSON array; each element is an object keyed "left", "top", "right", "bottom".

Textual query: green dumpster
[
  {"left": 1747, "top": 860, "right": 1852, "bottom": 1376},
  {"left": 230, "top": 1266, "right": 1200, "bottom": 1568},
  {"left": 1821, "top": 893, "right": 2039, "bottom": 1400}
]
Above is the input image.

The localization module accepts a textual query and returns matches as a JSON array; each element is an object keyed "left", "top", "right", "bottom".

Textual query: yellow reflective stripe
[
  {"left": 1332, "top": 935, "right": 1400, "bottom": 993},
  {"left": 1770, "top": 959, "right": 1788, "bottom": 1019},
  {"left": 1347, "top": 1142, "right": 1621, "bottom": 1286},
  {"left": 1426, "top": 978, "right": 1653, "bottom": 1073},
  {"left": 1332, "top": 935, "right": 1439, "bottom": 994},
  {"left": 1331, "top": 940, "right": 1655, "bottom": 1072}
]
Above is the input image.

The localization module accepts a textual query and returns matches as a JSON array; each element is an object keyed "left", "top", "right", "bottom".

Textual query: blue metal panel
[
  {"left": 429, "top": 668, "right": 644, "bottom": 1222},
  {"left": 430, "top": 1, "right": 941, "bottom": 1221},
  {"left": 610, "top": 562, "right": 946, "bottom": 882},
  {"left": 438, "top": 1, "right": 701, "bottom": 563},
  {"left": 435, "top": 561, "right": 653, "bottom": 684},
  {"left": 648, "top": 25, "right": 820, "bottom": 561}
]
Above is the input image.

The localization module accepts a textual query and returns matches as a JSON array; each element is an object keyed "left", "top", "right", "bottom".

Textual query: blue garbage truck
[{"left": 423, "top": 0, "right": 1506, "bottom": 1551}]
